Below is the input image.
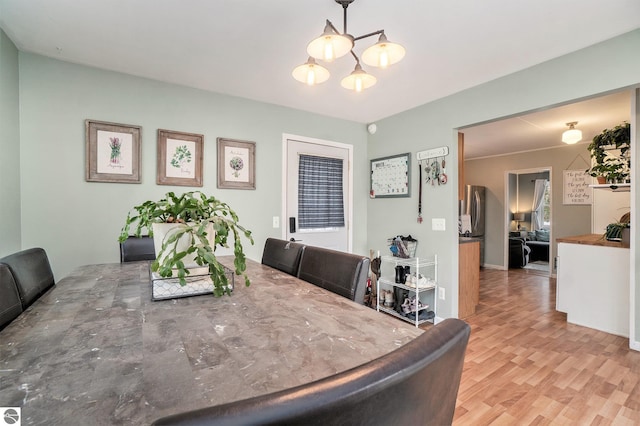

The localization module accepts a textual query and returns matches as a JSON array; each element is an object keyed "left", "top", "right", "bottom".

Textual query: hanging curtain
[
  {"left": 531, "top": 179, "right": 547, "bottom": 231},
  {"left": 298, "top": 154, "right": 345, "bottom": 229}
]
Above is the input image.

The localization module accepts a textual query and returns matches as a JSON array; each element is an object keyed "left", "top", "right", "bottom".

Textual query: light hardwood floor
[{"left": 452, "top": 268, "right": 640, "bottom": 425}]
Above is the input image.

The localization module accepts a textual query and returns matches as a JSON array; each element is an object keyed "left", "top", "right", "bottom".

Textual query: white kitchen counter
[{"left": 556, "top": 235, "right": 630, "bottom": 337}]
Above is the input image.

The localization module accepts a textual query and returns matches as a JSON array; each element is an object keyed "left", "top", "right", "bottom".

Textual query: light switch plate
[
  {"left": 432, "top": 218, "right": 446, "bottom": 231},
  {"left": 272, "top": 216, "right": 279, "bottom": 228}
]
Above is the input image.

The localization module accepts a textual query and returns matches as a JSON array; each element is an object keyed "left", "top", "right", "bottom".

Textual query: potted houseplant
[
  {"left": 604, "top": 212, "right": 630, "bottom": 243},
  {"left": 604, "top": 222, "right": 629, "bottom": 242},
  {"left": 586, "top": 122, "right": 631, "bottom": 184},
  {"left": 119, "top": 191, "right": 254, "bottom": 296},
  {"left": 588, "top": 157, "right": 629, "bottom": 184}
]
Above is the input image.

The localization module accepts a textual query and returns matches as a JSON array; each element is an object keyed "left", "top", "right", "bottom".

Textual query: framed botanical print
[
  {"left": 217, "top": 138, "right": 256, "bottom": 190},
  {"left": 157, "top": 129, "right": 204, "bottom": 187},
  {"left": 85, "top": 119, "right": 142, "bottom": 183}
]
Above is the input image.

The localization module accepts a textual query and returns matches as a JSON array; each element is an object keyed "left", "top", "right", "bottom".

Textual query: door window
[{"left": 298, "top": 154, "right": 345, "bottom": 230}]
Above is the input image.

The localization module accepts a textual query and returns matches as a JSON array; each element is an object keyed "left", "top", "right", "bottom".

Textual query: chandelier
[{"left": 292, "top": 0, "right": 405, "bottom": 92}]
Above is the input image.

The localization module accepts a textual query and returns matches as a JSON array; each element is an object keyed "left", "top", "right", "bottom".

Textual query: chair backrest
[
  {"left": 152, "top": 318, "right": 471, "bottom": 426},
  {"left": 261, "top": 238, "right": 305, "bottom": 276},
  {"left": 297, "top": 245, "right": 370, "bottom": 302},
  {"left": 0, "top": 248, "right": 55, "bottom": 309},
  {"left": 0, "top": 263, "right": 23, "bottom": 330},
  {"left": 508, "top": 237, "right": 527, "bottom": 268},
  {"left": 120, "top": 235, "right": 156, "bottom": 262}
]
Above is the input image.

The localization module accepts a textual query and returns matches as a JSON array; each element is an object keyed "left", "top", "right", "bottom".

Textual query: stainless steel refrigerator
[{"left": 459, "top": 185, "right": 486, "bottom": 266}]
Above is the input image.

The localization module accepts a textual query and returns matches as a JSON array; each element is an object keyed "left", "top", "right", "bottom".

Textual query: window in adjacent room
[{"left": 542, "top": 180, "right": 551, "bottom": 228}]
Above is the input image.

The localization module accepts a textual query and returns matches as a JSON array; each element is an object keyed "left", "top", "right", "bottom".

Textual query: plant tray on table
[
  {"left": 149, "top": 265, "right": 235, "bottom": 301},
  {"left": 119, "top": 191, "right": 254, "bottom": 297}
]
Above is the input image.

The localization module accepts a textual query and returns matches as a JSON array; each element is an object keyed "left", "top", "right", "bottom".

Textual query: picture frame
[
  {"left": 157, "top": 129, "right": 204, "bottom": 187},
  {"left": 370, "top": 152, "right": 411, "bottom": 198},
  {"left": 85, "top": 119, "right": 142, "bottom": 183},
  {"left": 217, "top": 138, "right": 256, "bottom": 190}
]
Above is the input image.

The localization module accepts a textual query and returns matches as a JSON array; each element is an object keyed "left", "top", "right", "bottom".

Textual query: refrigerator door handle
[{"left": 473, "top": 191, "right": 481, "bottom": 231}]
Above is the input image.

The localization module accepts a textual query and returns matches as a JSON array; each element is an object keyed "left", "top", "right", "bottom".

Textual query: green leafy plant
[
  {"left": 604, "top": 211, "right": 630, "bottom": 242},
  {"left": 604, "top": 222, "right": 629, "bottom": 242},
  {"left": 586, "top": 122, "right": 631, "bottom": 183},
  {"left": 118, "top": 191, "right": 254, "bottom": 296},
  {"left": 588, "top": 157, "right": 628, "bottom": 183}
]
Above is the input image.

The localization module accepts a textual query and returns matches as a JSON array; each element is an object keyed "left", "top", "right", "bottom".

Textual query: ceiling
[
  {"left": 1, "top": 0, "right": 639, "bottom": 127},
  {"left": 462, "top": 90, "right": 632, "bottom": 159}
]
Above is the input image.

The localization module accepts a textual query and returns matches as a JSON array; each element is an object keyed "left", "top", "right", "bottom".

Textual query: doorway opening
[{"left": 505, "top": 168, "right": 552, "bottom": 276}]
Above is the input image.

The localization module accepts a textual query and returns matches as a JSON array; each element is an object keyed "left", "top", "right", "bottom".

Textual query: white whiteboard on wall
[
  {"left": 563, "top": 170, "right": 592, "bottom": 205},
  {"left": 370, "top": 153, "right": 411, "bottom": 198}
]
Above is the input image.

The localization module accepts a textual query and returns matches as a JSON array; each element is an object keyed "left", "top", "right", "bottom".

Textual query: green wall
[
  {"left": 17, "top": 53, "right": 369, "bottom": 279},
  {"left": 0, "top": 28, "right": 21, "bottom": 257},
  {"left": 368, "top": 29, "right": 640, "bottom": 323}
]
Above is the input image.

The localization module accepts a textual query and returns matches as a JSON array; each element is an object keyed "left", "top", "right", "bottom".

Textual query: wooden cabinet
[
  {"left": 459, "top": 240, "right": 480, "bottom": 318},
  {"left": 458, "top": 132, "right": 465, "bottom": 200}
]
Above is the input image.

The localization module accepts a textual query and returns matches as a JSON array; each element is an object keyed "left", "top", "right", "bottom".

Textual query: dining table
[{"left": 0, "top": 258, "right": 422, "bottom": 425}]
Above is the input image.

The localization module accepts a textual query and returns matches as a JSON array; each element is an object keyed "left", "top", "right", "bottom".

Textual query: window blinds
[{"left": 298, "top": 154, "right": 345, "bottom": 229}]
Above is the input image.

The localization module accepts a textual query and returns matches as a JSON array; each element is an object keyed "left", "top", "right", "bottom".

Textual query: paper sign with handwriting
[{"left": 563, "top": 170, "right": 592, "bottom": 205}]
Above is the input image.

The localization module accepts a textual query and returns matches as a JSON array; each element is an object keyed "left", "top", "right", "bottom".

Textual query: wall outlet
[
  {"left": 272, "top": 216, "right": 279, "bottom": 228},
  {"left": 438, "top": 287, "right": 445, "bottom": 300},
  {"left": 432, "top": 218, "right": 446, "bottom": 231}
]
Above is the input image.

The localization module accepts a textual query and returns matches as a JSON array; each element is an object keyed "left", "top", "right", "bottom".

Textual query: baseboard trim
[
  {"left": 482, "top": 263, "right": 506, "bottom": 270},
  {"left": 630, "top": 340, "right": 640, "bottom": 352}
]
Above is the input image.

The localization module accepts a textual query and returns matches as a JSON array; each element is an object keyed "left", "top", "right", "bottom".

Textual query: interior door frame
[
  {"left": 281, "top": 133, "right": 354, "bottom": 252},
  {"left": 504, "top": 167, "right": 553, "bottom": 276}
]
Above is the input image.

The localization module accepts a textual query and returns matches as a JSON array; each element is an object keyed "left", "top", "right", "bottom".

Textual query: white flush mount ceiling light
[
  {"left": 562, "top": 121, "right": 582, "bottom": 144},
  {"left": 292, "top": 0, "right": 405, "bottom": 92}
]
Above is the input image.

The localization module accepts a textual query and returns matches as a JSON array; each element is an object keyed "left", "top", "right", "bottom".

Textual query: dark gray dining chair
[
  {"left": 120, "top": 235, "right": 156, "bottom": 262},
  {"left": 297, "top": 245, "right": 370, "bottom": 303},
  {"left": 261, "top": 238, "right": 305, "bottom": 276},
  {"left": 0, "top": 263, "right": 23, "bottom": 330},
  {"left": 0, "top": 247, "right": 55, "bottom": 309},
  {"left": 152, "top": 318, "right": 471, "bottom": 426}
]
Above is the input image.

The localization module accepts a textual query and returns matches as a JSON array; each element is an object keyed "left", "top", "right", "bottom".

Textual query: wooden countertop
[
  {"left": 557, "top": 233, "right": 629, "bottom": 249},
  {"left": 459, "top": 237, "right": 482, "bottom": 244}
]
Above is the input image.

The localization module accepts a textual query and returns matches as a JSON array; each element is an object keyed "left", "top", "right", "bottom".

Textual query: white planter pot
[{"left": 152, "top": 222, "right": 215, "bottom": 271}]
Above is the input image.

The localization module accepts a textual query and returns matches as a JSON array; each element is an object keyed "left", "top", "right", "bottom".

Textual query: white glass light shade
[
  {"left": 562, "top": 122, "right": 582, "bottom": 144},
  {"left": 562, "top": 129, "right": 582, "bottom": 144},
  {"left": 340, "top": 64, "right": 377, "bottom": 92},
  {"left": 292, "top": 57, "right": 330, "bottom": 86},
  {"left": 361, "top": 34, "right": 405, "bottom": 68},
  {"left": 307, "top": 23, "right": 354, "bottom": 62}
]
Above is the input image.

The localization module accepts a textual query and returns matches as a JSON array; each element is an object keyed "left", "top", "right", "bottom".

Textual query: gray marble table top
[{"left": 0, "top": 258, "right": 422, "bottom": 425}]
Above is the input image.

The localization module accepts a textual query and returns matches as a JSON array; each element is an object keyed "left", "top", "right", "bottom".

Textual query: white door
[{"left": 283, "top": 135, "right": 352, "bottom": 252}]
